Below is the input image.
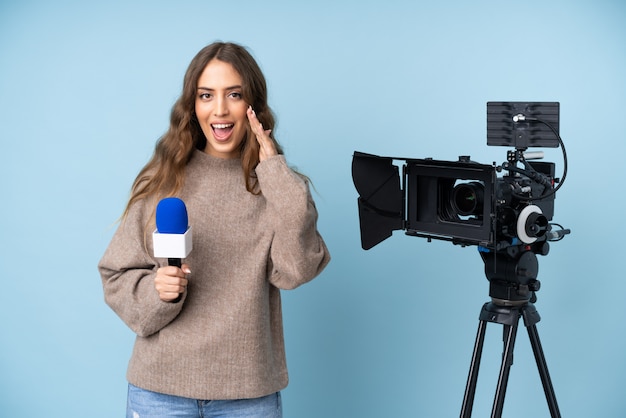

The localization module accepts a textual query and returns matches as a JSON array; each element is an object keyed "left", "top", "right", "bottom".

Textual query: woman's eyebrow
[{"left": 197, "top": 85, "right": 242, "bottom": 91}]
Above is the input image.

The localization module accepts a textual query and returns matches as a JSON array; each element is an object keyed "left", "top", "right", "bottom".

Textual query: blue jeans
[{"left": 127, "top": 384, "right": 282, "bottom": 418}]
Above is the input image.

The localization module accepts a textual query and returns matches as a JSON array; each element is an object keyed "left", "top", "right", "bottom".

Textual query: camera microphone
[
  {"left": 153, "top": 197, "right": 193, "bottom": 267},
  {"left": 523, "top": 151, "right": 544, "bottom": 161}
]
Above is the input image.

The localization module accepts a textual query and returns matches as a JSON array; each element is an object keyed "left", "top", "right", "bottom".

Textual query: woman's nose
[{"left": 214, "top": 97, "right": 229, "bottom": 116}]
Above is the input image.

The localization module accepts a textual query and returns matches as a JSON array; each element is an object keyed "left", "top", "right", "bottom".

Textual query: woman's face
[{"left": 195, "top": 59, "right": 249, "bottom": 159}]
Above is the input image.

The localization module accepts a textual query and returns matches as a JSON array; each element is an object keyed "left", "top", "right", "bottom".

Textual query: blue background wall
[{"left": 1, "top": 0, "right": 624, "bottom": 416}]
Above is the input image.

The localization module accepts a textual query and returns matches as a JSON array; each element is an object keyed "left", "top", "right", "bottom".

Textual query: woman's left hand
[{"left": 247, "top": 106, "right": 277, "bottom": 162}]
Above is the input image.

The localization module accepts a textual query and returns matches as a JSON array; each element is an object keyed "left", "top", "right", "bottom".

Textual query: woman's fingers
[
  {"left": 247, "top": 106, "right": 277, "bottom": 161},
  {"left": 154, "top": 265, "right": 190, "bottom": 302}
]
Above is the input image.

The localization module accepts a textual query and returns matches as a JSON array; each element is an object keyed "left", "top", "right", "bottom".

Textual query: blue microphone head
[{"left": 156, "top": 197, "right": 188, "bottom": 234}]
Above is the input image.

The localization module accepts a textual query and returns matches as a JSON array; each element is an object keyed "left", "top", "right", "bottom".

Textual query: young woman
[{"left": 98, "top": 42, "right": 330, "bottom": 417}]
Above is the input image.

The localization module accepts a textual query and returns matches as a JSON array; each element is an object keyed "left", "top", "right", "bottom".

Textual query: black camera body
[{"left": 405, "top": 154, "right": 555, "bottom": 249}]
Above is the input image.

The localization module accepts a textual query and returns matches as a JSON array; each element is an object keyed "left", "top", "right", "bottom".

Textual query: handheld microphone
[{"left": 153, "top": 197, "right": 193, "bottom": 267}]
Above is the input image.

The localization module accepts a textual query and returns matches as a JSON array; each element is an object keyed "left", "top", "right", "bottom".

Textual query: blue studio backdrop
[{"left": 1, "top": 0, "right": 625, "bottom": 417}]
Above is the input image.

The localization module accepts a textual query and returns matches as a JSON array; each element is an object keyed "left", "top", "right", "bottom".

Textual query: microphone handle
[
  {"left": 168, "top": 258, "right": 182, "bottom": 268},
  {"left": 167, "top": 258, "right": 183, "bottom": 302}
]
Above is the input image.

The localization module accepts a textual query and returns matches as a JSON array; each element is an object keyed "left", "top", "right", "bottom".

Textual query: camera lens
[{"left": 452, "top": 182, "right": 484, "bottom": 216}]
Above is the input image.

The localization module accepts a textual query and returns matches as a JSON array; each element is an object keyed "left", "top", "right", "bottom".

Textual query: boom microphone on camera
[{"left": 153, "top": 197, "right": 193, "bottom": 267}]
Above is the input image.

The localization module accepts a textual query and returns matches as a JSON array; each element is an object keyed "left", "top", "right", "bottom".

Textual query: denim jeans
[{"left": 127, "top": 384, "right": 282, "bottom": 418}]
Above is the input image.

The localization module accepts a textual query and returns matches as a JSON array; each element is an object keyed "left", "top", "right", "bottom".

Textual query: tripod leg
[
  {"left": 460, "top": 319, "right": 488, "bottom": 418},
  {"left": 491, "top": 321, "right": 519, "bottom": 418},
  {"left": 526, "top": 324, "right": 562, "bottom": 418}
]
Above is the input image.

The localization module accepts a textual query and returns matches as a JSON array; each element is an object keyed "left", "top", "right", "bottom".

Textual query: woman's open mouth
[{"left": 211, "top": 123, "right": 234, "bottom": 141}]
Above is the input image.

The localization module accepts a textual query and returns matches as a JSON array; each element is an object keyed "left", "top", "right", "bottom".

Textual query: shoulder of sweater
[
  {"left": 256, "top": 155, "right": 314, "bottom": 205},
  {"left": 255, "top": 155, "right": 301, "bottom": 180},
  {"left": 118, "top": 198, "right": 154, "bottom": 237}
]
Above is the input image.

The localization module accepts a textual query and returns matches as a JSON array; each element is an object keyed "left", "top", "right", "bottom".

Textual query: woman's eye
[
  {"left": 229, "top": 92, "right": 242, "bottom": 99},
  {"left": 199, "top": 93, "right": 211, "bottom": 100}
]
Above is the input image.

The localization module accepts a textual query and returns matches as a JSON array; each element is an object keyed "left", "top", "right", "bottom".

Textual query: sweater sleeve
[
  {"left": 256, "top": 155, "right": 331, "bottom": 290},
  {"left": 98, "top": 199, "right": 185, "bottom": 337}
]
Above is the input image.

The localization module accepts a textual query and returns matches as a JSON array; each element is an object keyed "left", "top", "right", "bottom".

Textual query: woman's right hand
[{"left": 154, "top": 264, "right": 190, "bottom": 302}]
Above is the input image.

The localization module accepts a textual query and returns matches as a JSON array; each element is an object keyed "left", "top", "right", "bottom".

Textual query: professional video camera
[
  {"left": 352, "top": 101, "right": 570, "bottom": 304},
  {"left": 352, "top": 102, "right": 571, "bottom": 417}
]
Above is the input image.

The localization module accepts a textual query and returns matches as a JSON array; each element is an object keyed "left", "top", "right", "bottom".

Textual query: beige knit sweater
[{"left": 98, "top": 151, "right": 330, "bottom": 400}]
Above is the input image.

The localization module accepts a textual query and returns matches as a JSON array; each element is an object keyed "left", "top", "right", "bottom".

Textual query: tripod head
[{"left": 480, "top": 244, "right": 542, "bottom": 307}]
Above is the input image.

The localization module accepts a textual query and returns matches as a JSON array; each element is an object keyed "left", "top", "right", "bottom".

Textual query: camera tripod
[{"left": 460, "top": 300, "right": 561, "bottom": 417}]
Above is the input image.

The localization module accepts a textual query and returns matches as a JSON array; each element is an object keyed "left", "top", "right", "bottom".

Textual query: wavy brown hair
[{"left": 123, "top": 42, "right": 283, "bottom": 219}]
